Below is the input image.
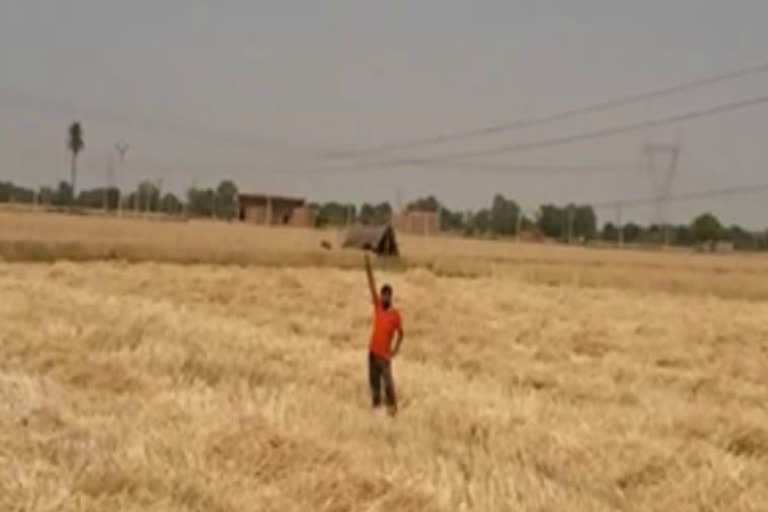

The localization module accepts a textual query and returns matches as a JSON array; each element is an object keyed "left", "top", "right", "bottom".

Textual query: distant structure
[
  {"left": 393, "top": 210, "right": 439, "bottom": 236},
  {"left": 643, "top": 142, "right": 681, "bottom": 246},
  {"left": 342, "top": 224, "right": 399, "bottom": 257},
  {"left": 696, "top": 240, "right": 735, "bottom": 253},
  {"left": 238, "top": 193, "right": 313, "bottom": 227}
]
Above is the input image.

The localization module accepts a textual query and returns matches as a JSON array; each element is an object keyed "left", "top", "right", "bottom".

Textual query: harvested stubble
[
  {"left": 1, "top": 261, "right": 767, "bottom": 511},
  {"left": 5, "top": 209, "right": 768, "bottom": 299}
]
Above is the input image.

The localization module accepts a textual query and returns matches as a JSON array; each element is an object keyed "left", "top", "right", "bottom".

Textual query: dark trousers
[{"left": 368, "top": 351, "right": 396, "bottom": 409}]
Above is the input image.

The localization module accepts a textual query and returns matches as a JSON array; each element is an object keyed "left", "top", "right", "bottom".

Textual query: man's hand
[
  {"left": 391, "top": 327, "right": 404, "bottom": 358},
  {"left": 364, "top": 252, "right": 377, "bottom": 305}
]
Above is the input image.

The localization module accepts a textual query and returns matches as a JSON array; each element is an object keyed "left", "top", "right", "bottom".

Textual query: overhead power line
[
  {"left": 336, "top": 61, "right": 768, "bottom": 158},
  {"left": 301, "top": 94, "right": 768, "bottom": 173},
  {"left": 4, "top": 61, "right": 768, "bottom": 163},
  {"left": 593, "top": 182, "right": 768, "bottom": 209},
  {"left": 115, "top": 154, "right": 641, "bottom": 177},
  {"left": 284, "top": 160, "right": 643, "bottom": 175}
]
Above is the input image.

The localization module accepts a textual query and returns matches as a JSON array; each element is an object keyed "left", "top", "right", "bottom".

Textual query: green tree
[
  {"left": 359, "top": 203, "right": 376, "bottom": 224},
  {"left": 67, "top": 122, "right": 84, "bottom": 200},
  {"left": 38, "top": 186, "right": 55, "bottom": 205},
  {"left": 471, "top": 208, "right": 492, "bottom": 235},
  {"left": 726, "top": 224, "right": 756, "bottom": 250},
  {"left": 572, "top": 205, "right": 597, "bottom": 240},
  {"left": 490, "top": 194, "right": 520, "bottom": 236},
  {"left": 0, "top": 181, "right": 35, "bottom": 203},
  {"left": 440, "top": 208, "right": 464, "bottom": 233},
  {"left": 215, "top": 180, "right": 239, "bottom": 220},
  {"left": 76, "top": 187, "right": 120, "bottom": 210},
  {"left": 52, "top": 181, "right": 73, "bottom": 206},
  {"left": 537, "top": 204, "right": 565, "bottom": 239},
  {"left": 186, "top": 187, "right": 215, "bottom": 217},
  {"left": 673, "top": 224, "right": 694, "bottom": 246},
  {"left": 622, "top": 223, "right": 642, "bottom": 244},
  {"left": 137, "top": 181, "right": 161, "bottom": 212},
  {"left": 359, "top": 202, "right": 391, "bottom": 225},
  {"left": 160, "top": 193, "right": 184, "bottom": 214},
  {"left": 601, "top": 222, "right": 619, "bottom": 242},
  {"left": 314, "top": 201, "right": 355, "bottom": 227},
  {"left": 691, "top": 212, "right": 723, "bottom": 242},
  {"left": 405, "top": 196, "right": 440, "bottom": 212}
]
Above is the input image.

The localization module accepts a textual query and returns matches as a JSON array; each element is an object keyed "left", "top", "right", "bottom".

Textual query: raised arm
[{"left": 364, "top": 253, "right": 378, "bottom": 306}]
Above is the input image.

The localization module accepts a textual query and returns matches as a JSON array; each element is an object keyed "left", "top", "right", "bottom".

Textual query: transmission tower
[{"left": 643, "top": 143, "right": 680, "bottom": 246}]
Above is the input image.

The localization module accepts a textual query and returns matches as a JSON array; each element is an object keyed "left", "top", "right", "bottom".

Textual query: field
[{"left": 1, "top": 210, "right": 768, "bottom": 511}]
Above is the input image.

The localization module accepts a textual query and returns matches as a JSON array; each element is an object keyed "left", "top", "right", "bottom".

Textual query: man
[{"left": 364, "top": 253, "right": 404, "bottom": 416}]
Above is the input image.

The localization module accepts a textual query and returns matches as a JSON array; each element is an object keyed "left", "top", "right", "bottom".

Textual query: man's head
[{"left": 379, "top": 284, "right": 393, "bottom": 309}]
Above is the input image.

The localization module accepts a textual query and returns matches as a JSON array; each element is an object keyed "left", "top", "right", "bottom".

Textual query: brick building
[
  {"left": 392, "top": 210, "right": 440, "bottom": 236},
  {"left": 238, "top": 193, "right": 313, "bottom": 227}
]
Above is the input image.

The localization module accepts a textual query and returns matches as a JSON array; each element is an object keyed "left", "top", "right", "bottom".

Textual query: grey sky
[{"left": 2, "top": 0, "right": 768, "bottom": 226}]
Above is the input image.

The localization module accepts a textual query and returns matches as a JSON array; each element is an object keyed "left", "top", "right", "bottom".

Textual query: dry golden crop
[
  {"left": 2, "top": 251, "right": 768, "bottom": 510},
  {"left": 5, "top": 209, "right": 768, "bottom": 299},
  {"left": 2, "top": 209, "right": 768, "bottom": 510}
]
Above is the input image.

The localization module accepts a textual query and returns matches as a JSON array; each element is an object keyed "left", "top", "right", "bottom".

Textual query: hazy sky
[{"left": 2, "top": 1, "right": 768, "bottom": 226}]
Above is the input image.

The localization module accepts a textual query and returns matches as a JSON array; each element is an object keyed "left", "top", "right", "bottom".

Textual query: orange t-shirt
[{"left": 369, "top": 302, "right": 402, "bottom": 360}]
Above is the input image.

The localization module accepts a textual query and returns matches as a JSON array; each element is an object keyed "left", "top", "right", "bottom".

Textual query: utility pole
[
  {"left": 114, "top": 141, "right": 129, "bottom": 216},
  {"left": 643, "top": 143, "right": 680, "bottom": 247},
  {"left": 104, "top": 151, "right": 114, "bottom": 213},
  {"left": 156, "top": 178, "right": 163, "bottom": 213},
  {"left": 615, "top": 202, "right": 624, "bottom": 248},
  {"left": 437, "top": 202, "right": 443, "bottom": 235},
  {"left": 515, "top": 207, "right": 524, "bottom": 242},
  {"left": 186, "top": 178, "right": 197, "bottom": 219}
]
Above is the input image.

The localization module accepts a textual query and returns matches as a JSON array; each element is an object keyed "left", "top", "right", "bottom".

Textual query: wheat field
[
  {"left": 1, "top": 211, "right": 768, "bottom": 510},
  {"left": 4, "top": 209, "right": 768, "bottom": 299}
]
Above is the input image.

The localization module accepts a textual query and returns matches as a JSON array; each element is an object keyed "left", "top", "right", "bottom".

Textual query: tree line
[
  {"left": 8, "top": 119, "right": 751, "bottom": 250},
  {"left": 0, "top": 179, "right": 239, "bottom": 220},
  {"left": 2, "top": 177, "right": 765, "bottom": 250}
]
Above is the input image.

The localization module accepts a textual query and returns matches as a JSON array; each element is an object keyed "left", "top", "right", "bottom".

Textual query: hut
[
  {"left": 342, "top": 224, "right": 399, "bottom": 257},
  {"left": 393, "top": 210, "right": 440, "bottom": 236},
  {"left": 238, "top": 193, "right": 313, "bottom": 227}
]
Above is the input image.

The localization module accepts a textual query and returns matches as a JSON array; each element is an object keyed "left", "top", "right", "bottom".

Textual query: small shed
[
  {"left": 342, "top": 224, "right": 399, "bottom": 257},
  {"left": 238, "top": 193, "right": 312, "bottom": 227},
  {"left": 393, "top": 210, "right": 440, "bottom": 236}
]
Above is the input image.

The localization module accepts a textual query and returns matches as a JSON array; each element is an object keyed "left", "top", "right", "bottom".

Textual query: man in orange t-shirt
[{"left": 364, "top": 254, "right": 404, "bottom": 415}]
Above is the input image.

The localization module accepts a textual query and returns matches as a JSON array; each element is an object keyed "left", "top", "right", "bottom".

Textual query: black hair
[{"left": 380, "top": 284, "right": 392, "bottom": 295}]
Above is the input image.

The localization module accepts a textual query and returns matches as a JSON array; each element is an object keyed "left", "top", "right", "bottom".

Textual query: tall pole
[
  {"left": 437, "top": 203, "right": 442, "bottom": 235},
  {"left": 156, "top": 178, "right": 163, "bottom": 213},
  {"left": 114, "top": 141, "right": 129, "bottom": 216},
  {"left": 516, "top": 207, "right": 524, "bottom": 242},
  {"left": 104, "top": 151, "right": 114, "bottom": 213},
  {"left": 186, "top": 177, "right": 197, "bottom": 219},
  {"left": 643, "top": 143, "right": 680, "bottom": 248}
]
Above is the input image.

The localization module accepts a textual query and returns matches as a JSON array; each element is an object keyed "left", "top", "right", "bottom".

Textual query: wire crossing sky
[
  {"left": 1, "top": 1, "right": 768, "bottom": 226},
  {"left": 333, "top": 60, "right": 768, "bottom": 158}
]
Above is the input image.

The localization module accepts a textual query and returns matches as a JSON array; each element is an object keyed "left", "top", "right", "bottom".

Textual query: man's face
[{"left": 380, "top": 287, "right": 392, "bottom": 308}]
